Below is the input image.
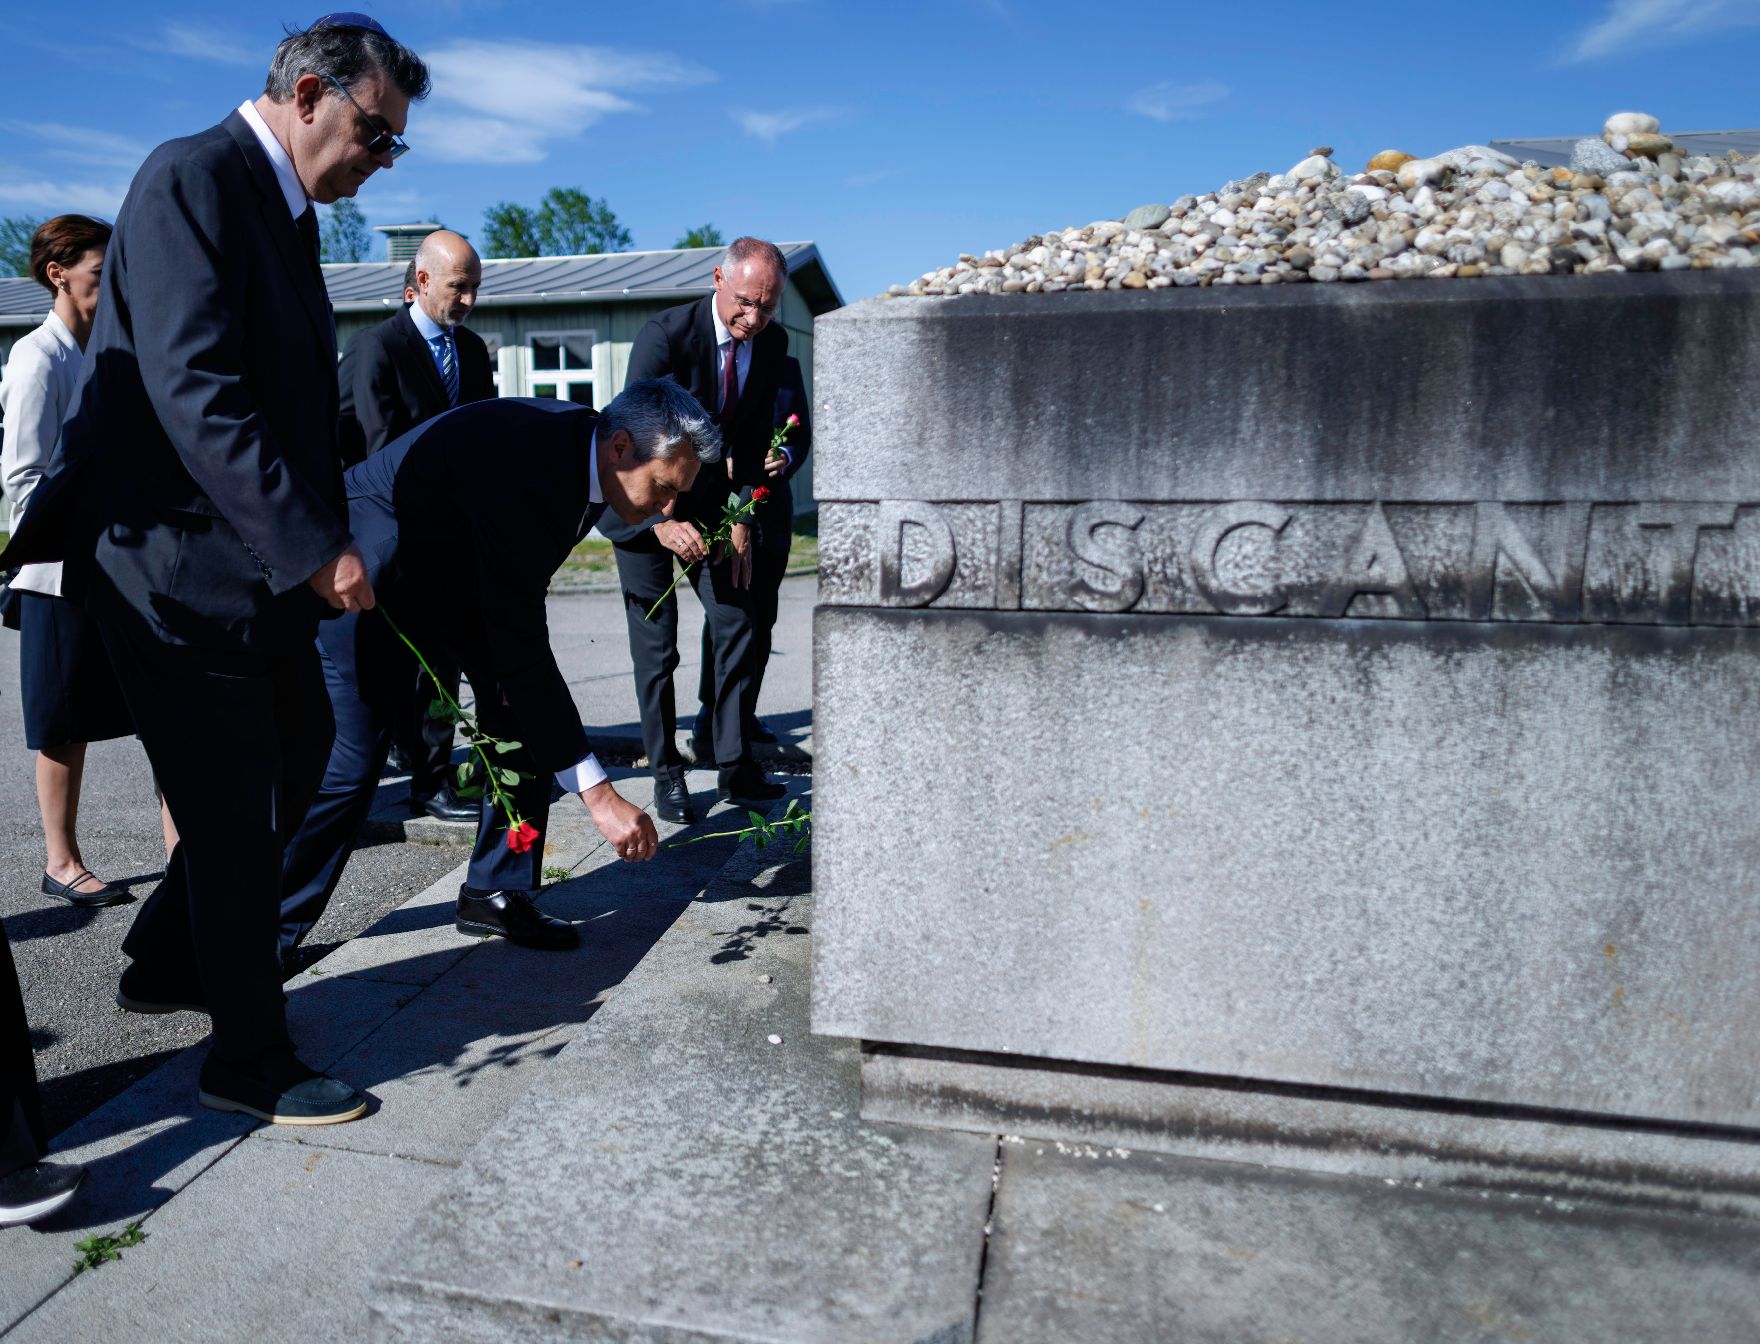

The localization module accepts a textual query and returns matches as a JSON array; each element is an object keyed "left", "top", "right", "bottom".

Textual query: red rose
[
  {"left": 505, "top": 820, "right": 540, "bottom": 853},
  {"left": 786, "top": 413, "right": 800, "bottom": 428},
  {"left": 752, "top": 486, "right": 772, "bottom": 503}
]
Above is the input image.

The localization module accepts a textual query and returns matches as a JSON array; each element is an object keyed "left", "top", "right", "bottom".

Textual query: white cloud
[
  {"left": 416, "top": 40, "right": 712, "bottom": 163},
  {"left": 736, "top": 106, "right": 844, "bottom": 146},
  {"left": 0, "top": 166, "right": 128, "bottom": 217},
  {"left": 1563, "top": 0, "right": 1760, "bottom": 61},
  {"left": 0, "top": 121, "right": 148, "bottom": 171},
  {"left": 140, "top": 21, "right": 259, "bottom": 66},
  {"left": 1127, "top": 79, "right": 1229, "bottom": 122}
]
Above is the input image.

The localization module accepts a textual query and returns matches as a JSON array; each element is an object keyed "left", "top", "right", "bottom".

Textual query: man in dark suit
[
  {"left": 601, "top": 237, "right": 791, "bottom": 824},
  {"left": 0, "top": 920, "right": 84, "bottom": 1226},
  {"left": 3, "top": 17, "right": 430, "bottom": 1127},
  {"left": 278, "top": 382, "right": 706, "bottom": 953},
  {"left": 337, "top": 229, "right": 493, "bottom": 823},
  {"left": 739, "top": 354, "right": 813, "bottom": 742}
]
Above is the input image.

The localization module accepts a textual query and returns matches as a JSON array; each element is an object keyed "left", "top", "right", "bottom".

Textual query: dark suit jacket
[
  {"left": 346, "top": 398, "right": 604, "bottom": 774},
  {"left": 764, "top": 355, "right": 812, "bottom": 519},
  {"left": 2, "top": 110, "right": 349, "bottom": 653},
  {"left": 599, "top": 295, "right": 786, "bottom": 543},
  {"left": 338, "top": 305, "right": 493, "bottom": 466}
]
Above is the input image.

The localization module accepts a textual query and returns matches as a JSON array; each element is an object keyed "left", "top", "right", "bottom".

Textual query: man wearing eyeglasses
[
  {"left": 599, "top": 237, "right": 792, "bottom": 822},
  {"left": 2, "top": 16, "right": 428, "bottom": 1129}
]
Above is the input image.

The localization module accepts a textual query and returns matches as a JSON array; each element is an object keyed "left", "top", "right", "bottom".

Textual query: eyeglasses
[
  {"left": 321, "top": 71, "right": 409, "bottom": 161},
  {"left": 729, "top": 293, "right": 778, "bottom": 319}
]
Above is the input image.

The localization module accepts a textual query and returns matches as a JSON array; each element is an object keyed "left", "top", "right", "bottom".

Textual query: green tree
[
  {"left": 0, "top": 215, "right": 43, "bottom": 278},
  {"left": 481, "top": 202, "right": 544, "bottom": 259},
  {"left": 534, "top": 188, "right": 632, "bottom": 255},
  {"left": 320, "top": 199, "right": 374, "bottom": 263},
  {"left": 673, "top": 224, "right": 725, "bottom": 250}
]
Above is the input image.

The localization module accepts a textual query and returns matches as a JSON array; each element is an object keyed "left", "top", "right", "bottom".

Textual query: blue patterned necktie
[{"left": 436, "top": 332, "right": 458, "bottom": 405}]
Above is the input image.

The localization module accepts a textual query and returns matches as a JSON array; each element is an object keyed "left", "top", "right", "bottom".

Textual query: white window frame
[{"left": 524, "top": 328, "right": 599, "bottom": 408}]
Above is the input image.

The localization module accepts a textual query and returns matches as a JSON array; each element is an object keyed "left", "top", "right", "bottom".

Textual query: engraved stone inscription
[{"left": 815, "top": 500, "right": 1760, "bottom": 626}]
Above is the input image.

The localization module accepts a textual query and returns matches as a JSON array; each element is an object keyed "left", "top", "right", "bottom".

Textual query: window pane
[
  {"left": 531, "top": 382, "right": 563, "bottom": 400},
  {"left": 568, "top": 383, "right": 595, "bottom": 407},
  {"left": 532, "top": 337, "right": 562, "bottom": 371}
]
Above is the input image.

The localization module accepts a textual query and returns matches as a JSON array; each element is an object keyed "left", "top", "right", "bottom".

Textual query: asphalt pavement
[{"left": 1, "top": 574, "right": 814, "bottom": 1137}]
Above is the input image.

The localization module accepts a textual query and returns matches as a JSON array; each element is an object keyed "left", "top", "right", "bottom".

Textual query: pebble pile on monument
[{"left": 889, "top": 110, "right": 1759, "bottom": 295}]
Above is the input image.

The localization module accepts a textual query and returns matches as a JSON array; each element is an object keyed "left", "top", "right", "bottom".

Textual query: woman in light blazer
[{"left": 1, "top": 215, "right": 149, "bottom": 906}]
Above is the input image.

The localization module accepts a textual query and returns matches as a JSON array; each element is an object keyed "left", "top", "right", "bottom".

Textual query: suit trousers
[
  {"left": 0, "top": 918, "right": 47, "bottom": 1179},
  {"left": 698, "top": 502, "right": 792, "bottom": 735},
  {"left": 279, "top": 606, "right": 554, "bottom": 953},
  {"left": 391, "top": 651, "right": 461, "bottom": 800},
  {"left": 614, "top": 538, "right": 754, "bottom": 774},
  {"left": 94, "top": 579, "right": 333, "bottom": 1068}
]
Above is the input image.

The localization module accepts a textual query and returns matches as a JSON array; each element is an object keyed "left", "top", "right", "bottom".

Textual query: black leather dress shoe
[
  {"left": 116, "top": 962, "right": 207, "bottom": 1015},
  {"left": 41, "top": 869, "right": 131, "bottom": 908},
  {"left": 744, "top": 719, "right": 779, "bottom": 745},
  {"left": 0, "top": 1161, "right": 86, "bottom": 1227},
  {"left": 717, "top": 763, "right": 787, "bottom": 808},
  {"left": 198, "top": 1054, "right": 366, "bottom": 1126},
  {"left": 455, "top": 887, "right": 580, "bottom": 950},
  {"left": 411, "top": 786, "right": 479, "bottom": 824},
  {"left": 654, "top": 769, "right": 695, "bottom": 824}
]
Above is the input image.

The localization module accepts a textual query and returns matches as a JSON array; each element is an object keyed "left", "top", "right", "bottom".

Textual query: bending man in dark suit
[
  {"left": 278, "top": 381, "right": 704, "bottom": 954},
  {"left": 601, "top": 237, "right": 791, "bottom": 826},
  {"left": 3, "top": 17, "right": 430, "bottom": 1128},
  {"left": 337, "top": 229, "right": 493, "bottom": 823}
]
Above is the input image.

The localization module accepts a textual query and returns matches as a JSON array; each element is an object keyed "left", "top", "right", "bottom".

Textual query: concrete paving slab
[
  {"left": 9, "top": 1138, "right": 453, "bottom": 1344},
  {"left": 373, "top": 791, "right": 995, "bottom": 1344},
  {"left": 977, "top": 1141, "right": 1760, "bottom": 1344},
  {"left": 0, "top": 975, "right": 414, "bottom": 1329},
  {"left": 260, "top": 894, "right": 687, "bottom": 1166}
]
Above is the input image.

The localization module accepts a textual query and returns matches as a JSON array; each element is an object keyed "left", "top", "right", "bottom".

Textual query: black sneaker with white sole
[{"left": 0, "top": 1162, "right": 86, "bottom": 1227}]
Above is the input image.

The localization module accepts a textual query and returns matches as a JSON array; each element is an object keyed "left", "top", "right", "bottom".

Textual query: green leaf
[
  {"left": 498, "top": 767, "right": 521, "bottom": 786},
  {"left": 493, "top": 740, "right": 524, "bottom": 754},
  {"left": 456, "top": 762, "right": 478, "bottom": 788},
  {"left": 793, "top": 833, "right": 810, "bottom": 853},
  {"left": 746, "top": 809, "right": 767, "bottom": 831},
  {"left": 456, "top": 785, "right": 485, "bottom": 799},
  {"left": 753, "top": 832, "right": 770, "bottom": 849}
]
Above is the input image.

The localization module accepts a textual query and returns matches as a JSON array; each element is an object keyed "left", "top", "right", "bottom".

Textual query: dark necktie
[
  {"left": 437, "top": 333, "right": 459, "bottom": 405},
  {"left": 295, "top": 205, "right": 322, "bottom": 274},
  {"left": 719, "top": 339, "right": 741, "bottom": 426}
]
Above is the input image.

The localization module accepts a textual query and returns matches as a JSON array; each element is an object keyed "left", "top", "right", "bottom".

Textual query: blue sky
[{"left": 1, "top": 0, "right": 1756, "bottom": 301}]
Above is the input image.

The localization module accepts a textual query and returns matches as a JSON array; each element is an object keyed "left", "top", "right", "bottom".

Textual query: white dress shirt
[
  {"left": 0, "top": 311, "right": 83, "bottom": 597},
  {"left": 236, "top": 100, "right": 308, "bottom": 220},
  {"left": 709, "top": 302, "right": 752, "bottom": 410},
  {"left": 408, "top": 300, "right": 457, "bottom": 386},
  {"left": 551, "top": 427, "right": 609, "bottom": 795}
]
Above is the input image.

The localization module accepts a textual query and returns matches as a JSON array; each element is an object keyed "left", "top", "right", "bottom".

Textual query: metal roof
[
  {"left": 1490, "top": 129, "right": 1760, "bottom": 168},
  {"left": 1, "top": 240, "right": 843, "bottom": 327}
]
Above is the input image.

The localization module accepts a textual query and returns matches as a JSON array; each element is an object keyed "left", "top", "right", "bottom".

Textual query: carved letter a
[{"left": 1324, "top": 502, "right": 1426, "bottom": 619}]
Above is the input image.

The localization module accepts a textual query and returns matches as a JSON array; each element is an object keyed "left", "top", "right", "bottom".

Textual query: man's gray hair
[
  {"left": 718, "top": 236, "right": 787, "bottom": 280},
  {"left": 602, "top": 379, "right": 722, "bottom": 466},
  {"left": 265, "top": 20, "right": 431, "bottom": 103}
]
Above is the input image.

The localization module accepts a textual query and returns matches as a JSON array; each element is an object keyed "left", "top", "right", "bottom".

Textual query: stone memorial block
[{"left": 810, "top": 274, "right": 1760, "bottom": 1133}]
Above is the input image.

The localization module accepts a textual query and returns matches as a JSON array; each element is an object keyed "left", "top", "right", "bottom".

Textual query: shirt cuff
[
  {"left": 778, "top": 445, "right": 795, "bottom": 467},
  {"left": 554, "top": 751, "right": 609, "bottom": 794}
]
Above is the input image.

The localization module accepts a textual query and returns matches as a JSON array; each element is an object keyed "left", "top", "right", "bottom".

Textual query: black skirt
[{"left": 14, "top": 591, "right": 135, "bottom": 751}]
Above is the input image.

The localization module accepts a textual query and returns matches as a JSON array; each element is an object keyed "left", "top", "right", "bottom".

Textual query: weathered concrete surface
[
  {"left": 864, "top": 1048, "right": 1760, "bottom": 1219},
  {"left": 373, "top": 789, "right": 998, "bottom": 1344},
  {"left": 814, "top": 275, "right": 1760, "bottom": 504},
  {"left": 976, "top": 1142, "right": 1760, "bottom": 1344},
  {"left": 814, "top": 608, "right": 1760, "bottom": 1127}
]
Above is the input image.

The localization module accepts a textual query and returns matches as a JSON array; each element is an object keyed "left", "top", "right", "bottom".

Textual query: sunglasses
[{"left": 321, "top": 71, "right": 409, "bottom": 161}]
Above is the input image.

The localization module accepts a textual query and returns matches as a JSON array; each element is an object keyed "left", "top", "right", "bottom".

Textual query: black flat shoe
[
  {"left": 717, "top": 763, "right": 786, "bottom": 808},
  {"left": 41, "top": 869, "right": 131, "bottom": 908},
  {"left": 0, "top": 1162, "right": 86, "bottom": 1227},
  {"left": 198, "top": 1054, "right": 366, "bottom": 1126},
  {"left": 455, "top": 887, "right": 580, "bottom": 950},
  {"left": 116, "top": 962, "right": 207, "bottom": 1015},
  {"left": 655, "top": 769, "right": 695, "bottom": 824},
  {"left": 411, "top": 786, "right": 479, "bottom": 824}
]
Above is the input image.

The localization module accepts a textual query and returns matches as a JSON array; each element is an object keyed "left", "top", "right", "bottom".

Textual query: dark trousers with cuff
[
  {"left": 1, "top": 919, "right": 46, "bottom": 1179},
  {"left": 278, "top": 605, "right": 552, "bottom": 954},
  {"left": 699, "top": 502, "right": 792, "bottom": 738},
  {"left": 614, "top": 537, "right": 754, "bottom": 774},
  {"left": 94, "top": 582, "right": 332, "bottom": 1069}
]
